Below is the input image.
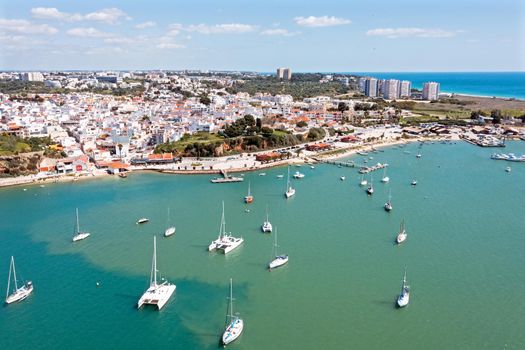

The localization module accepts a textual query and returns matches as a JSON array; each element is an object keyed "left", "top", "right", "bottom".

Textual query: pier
[
  {"left": 358, "top": 163, "right": 389, "bottom": 174},
  {"left": 318, "top": 160, "right": 356, "bottom": 168}
]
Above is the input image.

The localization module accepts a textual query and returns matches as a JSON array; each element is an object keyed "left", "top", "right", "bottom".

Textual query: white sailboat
[
  {"left": 269, "top": 227, "right": 288, "bottom": 270},
  {"left": 397, "top": 267, "right": 410, "bottom": 308},
  {"left": 285, "top": 167, "right": 295, "bottom": 198},
  {"left": 366, "top": 177, "right": 374, "bottom": 195},
  {"left": 381, "top": 167, "right": 390, "bottom": 183},
  {"left": 396, "top": 219, "right": 407, "bottom": 244},
  {"left": 261, "top": 206, "right": 272, "bottom": 233},
  {"left": 164, "top": 207, "right": 176, "bottom": 237},
  {"left": 72, "top": 208, "right": 90, "bottom": 242},
  {"left": 359, "top": 174, "right": 368, "bottom": 186},
  {"left": 137, "top": 236, "right": 176, "bottom": 310},
  {"left": 222, "top": 278, "right": 244, "bottom": 346},
  {"left": 384, "top": 190, "right": 393, "bottom": 212},
  {"left": 5, "top": 256, "right": 33, "bottom": 304},
  {"left": 208, "top": 202, "right": 244, "bottom": 254}
]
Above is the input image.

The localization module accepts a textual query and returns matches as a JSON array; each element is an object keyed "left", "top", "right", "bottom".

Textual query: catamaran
[
  {"left": 137, "top": 236, "right": 176, "bottom": 310},
  {"left": 244, "top": 181, "right": 254, "bottom": 204},
  {"left": 396, "top": 219, "right": 407, "bottom": 244},
  {"left": 164, "top": 207, "right": 176, "bottom": 237},
  {"left": 5, "top": 256, "right": 33, "bottom": 304},
  {"left": 384, "top": 190, "right": 393, "bottom": 212},
  {"left": 381, "top": 167, "right": 390, "bottom": 183},
  {"left": 285, "top": 167, "right": 295, "bottom": 198},
  {"left": 72, "top": 208, "right": 90, "bottom": 242},
  {"left": 366, "top": 177, "right": 374, "bottom": 195},
  {"left": 208, "top": 202, "right": 244, "bottom": 254},
  {"left": 397, "top": 267, "right": 410, "bottom": 308},
  {"left": 261, "top": 206, "right": 272, "bottom": 233},
  {"left": 221, "top": 278, "right": 244, "bottom": 346},
  {"left": 269, "top": 228, "right": 288, "bottom": 270}
]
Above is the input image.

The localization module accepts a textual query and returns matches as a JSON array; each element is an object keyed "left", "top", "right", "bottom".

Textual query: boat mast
[
  {"left": 6, "top": 256, "right": 13, "bottom": 299},
  {"left": 221, "top": 201, "right": 226, "bottom": 238},
  {"left": 226, "top": 278, "right": 235, "bottom": 323},
  {"left": 76, "top": 208, "right": 80, "bottom": 233},
  {"left": 167, "top": 207, "right": 170, "bottom": 226},
  {"left": 273, "top": 228, "right": 278, "bottom": 256},
  {"left": 286, "top": 166, "right": 291, "bottom": 190},
  {"left": 150, "top": 236, "right": 157, "bottom": 287},
  {"left": 248, "top": 181, "right": 251, "bottom": 196},
  {"left": 266, "top": 205, "right": 269, "bottom": 222},
  {"left": 402, "top": 266, "right": 407, "bottom": 289}
]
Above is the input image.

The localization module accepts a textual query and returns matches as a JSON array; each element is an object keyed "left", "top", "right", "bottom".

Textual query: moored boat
[
  {"left": 396, "top": 219, "right": 407, "bottom": 244},
  {"left": 137, "top": 236, "right": 176, "bottom": 310},
  {"left": 268, "top": 227, "right": 288, "bottom": 270},
  {"left": 5, "top": 256, "right": 33, "bottom": 304},
  {"left": 221, "top": 278, "right": 244, "bottom": 346},
  {"left": 397, "top": 267, "right": 410, "bottom": 308},
  {"left": 72, "top": 208, "right": 90, "bottom": 242},
  {"left": 244, "top": 181, "right": 254, "bottom": 204},
  {"left": 261, "top": 206, "right": 272, "bottom": 233}
]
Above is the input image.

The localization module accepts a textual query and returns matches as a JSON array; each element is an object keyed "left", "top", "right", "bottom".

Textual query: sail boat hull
[
  {"left": 222, "top": 318, "right": 244, "bottom": 345},
  {"left": 397, "top": 289, "right": 410, "bottom": 307},
  {"left": 72, "top": 232, "right": 90, "bottom": 242},
  {"left": 6, "top": 282, "right": 33, "bottom": 304},
  {"left": 269, "top": 255, "right": 289, "bottom": 270},
  {"left": 164, "top": 227, "right": 176, "bottom": 237},
  {"left": 138, "top": 283, "right": 176, "bottom": 310}
]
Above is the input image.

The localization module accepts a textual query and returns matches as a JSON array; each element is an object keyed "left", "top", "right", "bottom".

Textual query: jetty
[
  {"left": 318, "top": 159, "right": 356, "bottom": 168},
  {"left": 358, "top": 162, "right": 389, "bottom": 174},
  {"left": 210, "top": 170, "right": 244, "bottom": 183}
]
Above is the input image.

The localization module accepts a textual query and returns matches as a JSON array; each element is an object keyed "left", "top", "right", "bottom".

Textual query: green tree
[{"left": 296, "top": 120, "right": 308, "bottom": 128}]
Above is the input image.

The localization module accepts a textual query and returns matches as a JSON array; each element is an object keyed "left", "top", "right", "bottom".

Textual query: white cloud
[
  {"left": 104, "top": 37, "right": 135, "bottom": 44},
  {"left": 31, "top": 7, "right": 129, "bottom": 24},
  {"left": 66, "top": 27, "right": 113, "bottom": 38},
  {"left": 261, "top": 28, "right": 300, "bottom": 37},
  {"left": 135, "top": 21, "right": 156, "bottom": 29},
  {"left": 156, "top": 42, "right": 185, "bottom": 49},
  {"left": 84, "top": 8, "right": 130, "bottom": 24},
  {"left": 31, "top": 7, "right": 83, "bottom": 22},
  {"left": 366, "top": 27, "right": 457, "bottom": 38},
  {"left": 294, "top": 16, "right": 351, "bottom": 27},
  {"left": 0, "top": 18, "right": 58, "bottom": 34},
  {"left": 170, "top": 23, "right": 257, "bottom": 34}
]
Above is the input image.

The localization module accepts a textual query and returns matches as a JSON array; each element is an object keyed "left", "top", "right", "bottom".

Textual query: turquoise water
[
  {"left": 1, "top": 141, "right": 525, "bottom": 349},
  {"left": 351, "top": 72, "right": 525, "bottom": 99}
]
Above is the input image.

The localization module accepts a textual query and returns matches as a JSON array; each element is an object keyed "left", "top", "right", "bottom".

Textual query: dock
[
  {"left": 210, "top": 170, "right": 244, "bottom": 183},
  {"left": 319, "top": 160, "right": 356, "bottom": 168},
  {"left": 358, "top": 163, "right": 389, "bottom": 174}
]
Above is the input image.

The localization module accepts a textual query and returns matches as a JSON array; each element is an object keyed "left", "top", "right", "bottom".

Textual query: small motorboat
[{"left": 136, "top": 218, "right": 149, "bottom": 224}]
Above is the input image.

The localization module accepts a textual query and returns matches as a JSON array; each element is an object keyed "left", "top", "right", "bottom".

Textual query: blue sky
[{"left": 0, "top": 0, "right": 524, "bottom": 71}]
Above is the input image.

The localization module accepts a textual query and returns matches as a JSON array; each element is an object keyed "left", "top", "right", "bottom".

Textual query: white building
[
  {"left": 20, "top": 72, "right": 44, "bottom": 82},
  {"left": 276, "top": 67, "right": 292, "bottom": 80},
  {"left": 383, "top": 79, "right": 400, "bottom": 100},
  {"left": 365, "top": 78, "right": 378, "bottom": 98},
  {"left": 423, "top": 82, "right": 440, "bottom": 101},
  {"left": 400, "top": 81, "right": 411, "bottom": 98}
]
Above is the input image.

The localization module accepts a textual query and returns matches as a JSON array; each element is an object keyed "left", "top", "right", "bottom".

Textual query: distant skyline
[{"left": 1, "top": 0, "right": 524, "bottom": 72}]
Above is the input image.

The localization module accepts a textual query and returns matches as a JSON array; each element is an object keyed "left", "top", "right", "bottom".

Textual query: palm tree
[{"left": 117, "top": 144, "right": 123, "bottom": 159}]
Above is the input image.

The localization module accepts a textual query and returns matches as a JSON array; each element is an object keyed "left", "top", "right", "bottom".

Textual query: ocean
[
  {"left": 349, "top": 72, "right": 525, "bottom": 100},
  {"left": 1, "top": 141, "right": 525, "bottom": 349}
]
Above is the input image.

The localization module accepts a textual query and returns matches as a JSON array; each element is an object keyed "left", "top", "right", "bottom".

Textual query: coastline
[{"left": 0, "top": 135, "right": 456, "bottom": 189}]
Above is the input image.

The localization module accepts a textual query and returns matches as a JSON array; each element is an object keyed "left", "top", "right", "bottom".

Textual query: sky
[{"left": 0, "top": 0, "right": 524, "bottom": 72}]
